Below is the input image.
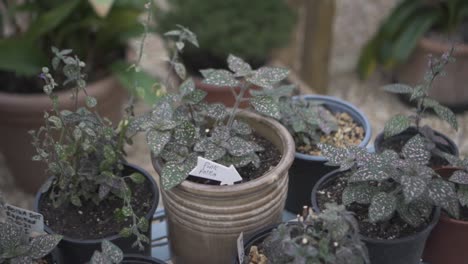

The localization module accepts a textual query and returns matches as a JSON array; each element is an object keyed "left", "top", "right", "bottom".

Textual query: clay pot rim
[
  {"left": 153, "top": 109, "right": 295, "bottom": 195},
  {"left": 0, "top": 75, "right": 118, "bottom": 113},
  {"left": 292, "top": 95, "right": 372, "bottom": 162},
  {"left": 311, "top": 168, "right": 441, "bottom": 244},
  {"left": 33, "top": 163, "right": 159, "bottom": 244},
  {"left": 419, "top": 36, "right": 468, "bottom": 56}
]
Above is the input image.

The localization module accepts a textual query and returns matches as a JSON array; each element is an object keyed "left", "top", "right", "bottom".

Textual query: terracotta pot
[
  {"left": 152, "top": 110, "right": 295, "bottom": 264},
  {"left": 423, "top": 167, "right": 468, "bottom": 264},
  {"left": 0, "top": 76, "right": 127, "bottom": 194},
  {"left": 395, "top": 37, "right": 468, "bottom": 110},
  {"left": 285, "top": 95, "right": 372, "bottom": 214},
  {"left": 193, "top": 77, "right": 254, "bottom": 108}
]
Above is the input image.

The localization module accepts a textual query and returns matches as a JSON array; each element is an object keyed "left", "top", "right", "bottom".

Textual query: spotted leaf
[
  {"left": 382, "top": 83, "right": 413, "bottom": 94},
  {"left": 202, "top": 69, "right": 239, "bottom": 87},
  {"left": 250, "top": 95, "right": 281, "bottom": 119},
  {"left": 203, "top": 103, "right": 228, "bottom": 120},
  {"left": 401, "top": 175, "right": 427, "bottom": 203},
  {"left": 428, "top": 179, "right": 456, "bottom": 206},
  {"left": 232, "top": 120, "right": 252, "bottom": 135},
  {"left": 226, "top": 137, "right": 255, "bottom": 157},
  {"left": 29, "top": 234, "right": 62, "bottom": 259},
  {"left": 179, "top": 78, "right": 195, "bottom": 96},
  {"left": 227, "top": 54, "right": 252, "bottom": 76},
  {"left": 449, "top": 170, "right": 468, "bottom": 185},
  {"left": 397, "top": 199, "right": 432, "bottom": 227},
  {"left": 369, "top": 192, "right": 397, "bottom": 223},
  {"left": 402, "top": 135, "right": 430, "bottom": 165},
  {"left": 147, "top": 130, "right": 171, "bottom": 156},
  {"left": 433, "top": 104, "right": 458, "bottom": 131},
  {"left": 247, "top": 67, "right": 289, "bottom": 89},
  {"left": 342, "top": 184, "right": 377, "bottom": 205},
  {"left": 349, "top": 167, "right": 389, "bottom": 182},
  {"left": 162, "top": 163, "right": 189, "bottom": 190},
  {"left": 173, "top": 121, "right": 197, "bottom": 146},
  {"left": 384, "top": 114, "right": 411, "bottom": 139},
  {"left": 458, "top": 185, "right": 468, "bottom": 207},
  {"left": 102, "top": 240, "right": 123, "bottom": 263}
]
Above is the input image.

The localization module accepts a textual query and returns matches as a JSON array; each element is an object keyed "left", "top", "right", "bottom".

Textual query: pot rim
[
  {"left": 33, "top": 162, "right": 159, "bottom": 244},
  {"left": 154, "top": 109, "right": 295, "bottom": 195},
  {"left": 122, "top": 254, "right": 166, "bottom": 264},
  {"left": 292, "top": 95, "right": 372, "bottom": 162},
  {"left": 419, "top": 36, "right": 468, "bottom": 56},
  {"left": 311, "top": 168, "right": 441, "bottom": 244}
]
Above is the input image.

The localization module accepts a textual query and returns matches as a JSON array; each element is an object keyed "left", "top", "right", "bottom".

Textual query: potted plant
[
  {"left": 237, "top": 203, "right": 369, "bottom": 264},
  {"left": 357, "top": 0, "right": 468, "bottom": 110},
  {"left": 311, "top": 136, "right": 458, "bottom": 264},
  {"left": 0, "top": 0, "right": 153, "bottom": 194},
  {"left": 0, "top": 196, "right": 62, "bottom": 264},
  {"left": 89, "top": 241, "right": 166, "bottom": 264},
  {"left": 155, "top": 0, "right": 296, "bottom": 106},
  {"left": 422, "top": 153, "right": 468, "bottom": 264},
  {"left": 130, "top": 27, "right": 295, "bottom": 264},
  {"left": 254, "top": 90, "right": 372, "bottom": 214},
  {"left": 374, "top": 50, "right": 459, "bottom": 167},
  {"left": 30, "top": 50, "right": 159, "bottom": 264}
]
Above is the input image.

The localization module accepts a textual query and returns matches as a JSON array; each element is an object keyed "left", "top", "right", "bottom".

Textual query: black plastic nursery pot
[
  {"left": 34, "top": 163, "right": 159, "bottom": 264},
  {"left": 231, "top": 224, "right": 279, "bottom": 264},
  {"left": 311, "top": 169, "right": 441, "bottom": 264},
  {"left": 122, "top": 254, "right": 166, "bottom": 264},
  {"left": 374, "top": 127, "right": 459, "bottom": 168},
  {"left": 285, "top": 95, "right": 372, "bottom": 214}
]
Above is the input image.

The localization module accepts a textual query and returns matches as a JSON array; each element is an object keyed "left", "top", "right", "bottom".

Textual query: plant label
[
  {"left": 190, "top": 157, "right": 242, "bottom": 185},
  {"left": 237, "top": 232, "right": 245, "bottom": 263},
  {"left": 5, "top": 204, "right": 44, "bottom": 235},
  {"left": 89, "top": 0, "right": 115, "bottom": 17}
]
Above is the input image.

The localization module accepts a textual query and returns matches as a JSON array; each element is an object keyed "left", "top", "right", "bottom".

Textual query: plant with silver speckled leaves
[
  {"left": 89, "top": 240, "right": 123, "bottom": 264},
  {"left": 319, "top": 134, "right": 459, "bottom": 227}
]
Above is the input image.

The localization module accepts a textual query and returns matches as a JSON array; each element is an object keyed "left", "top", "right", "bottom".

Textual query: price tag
[
  {"left": 190, "top": 157, "right": 242, "bottom": 185},
  {"left": 5, "top": 204, "right": 44, "bottom": 235},
  {"left": 237, "top": 232, "right": 245, "bottom": 263}
]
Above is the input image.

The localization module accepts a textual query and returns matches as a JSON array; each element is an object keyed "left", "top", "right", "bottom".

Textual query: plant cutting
[
  {"left": 89, "top": 241, "right": 166, "bottom": 264},
  {"left": 131, "top": 27, "right": 295, "bottom": 263},
  {"left": 374, "top": 49, "right": 459, "bottom": 167},
  {"left": 0, "top": 0, "right": 156, "bottom": 194},
  {"left": 155, "top": 0, "right": 295, "bottom": 106},
  {"left": 311, "top": 136, "right": 458, "bottom": 264},
  {"left": 358, "top": 0, "right": 468, "bottom": 109},
  {"left": 30, "top": 49, "right": 159, "bottom": 264},
  {"left": 257, "top": 91, "right": 371, "bottom": 214},
  {"left": 239, "top": 203, "right": 369, "bottom": 264},
  {"left": 422, "top": 154, "right": 468, "bottom": 264}
]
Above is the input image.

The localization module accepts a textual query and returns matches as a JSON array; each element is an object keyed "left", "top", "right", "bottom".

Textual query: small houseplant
[
  {"left": 131, "top": 27, "right": 295, "bottom": 263},
  {"left": 374, "top": 49, "right": 459, "bottom": 167},
  {"left": 239, "top": 203, "right": 369, "bottom": 264},
  {"left": 423, "top": 154, "right": 468, "bottom": 263},
  {"left": 0, "top": 0, "right": 154, "bottom": 194},
  {"left": 155, "top": 0, "right": 296, "bottom": 106},
  {"left": 89, "top": 240, "right": 165, "bottom": 264},
  {"left": 0, "top": 195, "right": 62, "bottom": 264},
  {"left": 31, "top": 49, "right": 159, "bottom": 264},
  {"left": 255, "top": 89, "right": 372, "bottom": 214},
  {"left": 358, "top": 0, "right": 468, "bottom": 109},
  {"left": 311, "top": 135, "right": 458, "bottom": 264}
]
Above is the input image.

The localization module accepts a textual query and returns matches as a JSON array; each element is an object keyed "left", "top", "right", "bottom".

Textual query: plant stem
[{"left": 227, "top": 82, "right": 249, "bottom": 128}]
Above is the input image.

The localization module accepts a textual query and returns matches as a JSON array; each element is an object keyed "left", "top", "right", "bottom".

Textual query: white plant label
[
  {"left": 5, "top": 204, "right": 44, "bottom": 235},
  {"left": 190, "top": 157, "right": 242, "bottom": 185},
  {"left": 237, "top": 232, "right": 245, "bottom": 263}
]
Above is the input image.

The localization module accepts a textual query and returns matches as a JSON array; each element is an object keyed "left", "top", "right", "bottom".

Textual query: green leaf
[
  {"left": 0, "top": 222, "right": 22, "bottom": 250},
  {"left": 119, "top": 227, "right": 132, "bottom": 238},
  {"left": 401, "top": 175, "right": 427, "bottom": 203},
  {"left": 48, "top": 116, "right": 62, "bottom": 129},
  {"left": 227, "top": 54, "right": 252, "bottom": 76},
  {"left": 86, "top": 96, "right": 97, "bottom": 108},
  {"left": 382, "top": 84, "right": 413, "bottom": 94},
  {"left": 71, "top": 195, "right": 82, "bottom": 207},
  {"left": 318, "top": 144, "right": 355, "bottom": 171},
  {"left": 428, "top": 179, "right": 456, "bottom": 206},
  {"left": 458, "top": 185, "right": 468, "bottom": 207},
  {"left": 202, "top": 69, "right": 239, "bottom": 87},
  {"left": 342, "top": 184, "right": 377, "bottom": 205},
  {"left": 26, "top": 0, "right": 80, "bottom": 40},
  {"left": 29, "top": 234, "right": 62, "bottom": 259},
  {"left": 129, "top": 173, "right": 145, "bottom": 184},
  {"left": 138, "top": 218, "right": 149, "bottom": 232},
  {"left": 369, "top": 192, "right": 397, "bottom": 223},
  {"left": 174, "top": 62, "right": 186, "bottom": 80},
  {"left": 247, "top": 67, "right": 289, "bottom": 89},
  {"left": 90, "top": 251, "right": 111, "bottom": 264},
  {"left": 397, "top": 199, "right": 432, "bottom": 227},
  {"left": 250, "top": 95, "right": 281, "bottom": 119},
  {"left": 433, "top": 104, "right": 458, "bottom": 131},
  {"left": 173, "top": 121, "right": 197, "bottom": 146},
  {"left": 0, "top": 38, "right": 46, "bottom": 75},
  {"left": 147, "top": 130, "right": 171, "bottom": 156},
  {"left": 203, "top": 103, "right": 228, "bottom": 120},
  {"left": 161, "top": 163, "right": 190, "bottom": 190},
  {"left": 102, "top": 240, "right": 123, "bottom": 263},
  {"left": 449, "top": 170, "right": 468, "bottom": 185},
  {"left": 231, "top": 121, "right": 252, "bottom": 135},
  {"left": 179, "top": 78, "right": 195, "bottom": 96},
  {"left": 226, "top": 137, "right": 255, "bottom": 157},
  {"left": 183, "top": 89, "right": 207, "bottom": 104},
  {"left": 402, "top": 135, "right": 430, "bottom": 165},
  {"left": 349, "top": 167, "right": 390, "bottom": 182},
  {"left": 384, "top": 114, "right": 411, "bottom": 139}
]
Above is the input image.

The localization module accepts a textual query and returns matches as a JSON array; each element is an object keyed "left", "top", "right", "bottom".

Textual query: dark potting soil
[
  {"left": 316, "top": 174, "right": 431, "bottom": 240},
  {"left": 39, "top": 177, "right": 153, "bottom": 240},
  {"left": 379, "top": 136, "right": 449, "bottom": 167},
  {"left": 297, "top": 111, "right": 365, "bottom": 156},
  {"left": 187, "top": 133, "right": 282, "bottom": 185}
]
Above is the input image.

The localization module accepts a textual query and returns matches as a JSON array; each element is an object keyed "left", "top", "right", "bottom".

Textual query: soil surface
[
  {"left": 316, "top": 174, "right": 431, "bottom": 240},
  {"left": 39, "top": 171, "right": 154, "bottom": 240},
  {"left": 297, "top": 111, "right": 365, "bottom": 156},
  {"left": 378, "top": 135, "right": 450, "bottom": 167},
  {"left": 187, "top": 133, "right": 282, "bottom": 185}
]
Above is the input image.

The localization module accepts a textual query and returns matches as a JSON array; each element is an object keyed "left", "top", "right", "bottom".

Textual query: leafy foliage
[
  {"left": 132, "top": 29, "right": 292, "bottom": 190},
  {"left": 30, "top": 49, "right": 149, "bottom": 250},
  {"left": 357, "top": 0, "right": 468, "bottom": 79},
  {"left": 439, "top": 153, "right": 468, "bottom": 218},
  {"left": 0, "top": 0, "right": 156, "bottom": 93},
  {"left": 155, "top": 0, "right": 295, "bottom": 70},
  {"left": 382, "top": 50, "right": 458, "bottom": 144},
  {"left": 89, "top": 240, "right": 124, "bottom": 264},
  {"left": 246, "top": 203, "right": 369, "bottom": 264},
  {"left": 0, "top": 202, "right": 62, "bottom": 264},
  {"left": 319, "top": 134, "right": 458, "bottom": 226}
]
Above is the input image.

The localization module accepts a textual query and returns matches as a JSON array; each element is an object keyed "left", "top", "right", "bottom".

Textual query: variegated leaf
[
  {"left": 227, "top": 54, "right": 252, "bottom": 76},
  {"left": 449, "top": 170, "right": 468, "bottom": 185},
  {"left": 102, "top": 240, "right": 123, "bottom": 263},
  {"left": 342, "top": 184, "right": 377, "bottom": 205},
  {"left": 202, "top": 69, "right": 239, "bottom": 87},
  {"left": 384, "top": 114, "right": 410, "bottom": 139},
  {"left": 402, "top": 135, "right": 430, "bottom": 165},
  {"left": 369, "top": 192, "right": 397, "bottom": 223},
  {"left": 250, "top": 95, "right": 281, "bottom": 119},
  {"left": 382, "top": 83, "right": 413, "bottom": 94},
  {"left": 433, "top": 104, "right": 458, "bottom": 131},
  {"left": 428, "top": 179, "right": 456, "bottom": 206},
  {"left": 401, "top": 175, "right": 426, "bottom": 203},
  {"left": 226, "top": 137, "right": 255, "bottom": 157},
  {"left": 147, "top": 130, "right": 171, "bottom": 156},
  {"left": 247, "top": 67, "right": 289, "bottom": 89},
  {"left": 458, "top": 185, "right": 468, "bottom": 207},
  {"left": 349, "top": 167, "right": 389, "bottom": 182}
]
